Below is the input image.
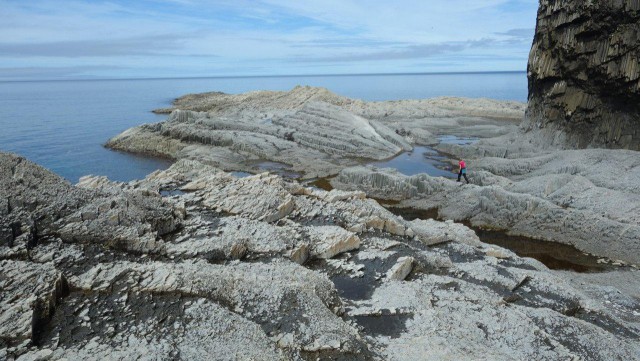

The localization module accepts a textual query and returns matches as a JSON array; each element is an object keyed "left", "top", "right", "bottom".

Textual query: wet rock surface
[
  {"left": 525, "top": 0, "right": 640, "bottom": 150},
  {"left": 2, "top": 153, "right": 639, "bottom": 360}
]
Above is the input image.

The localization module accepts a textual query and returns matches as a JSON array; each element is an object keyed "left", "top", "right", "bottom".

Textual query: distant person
[{"left": 457, "top": 159, "right": 469, "bottom": 184}]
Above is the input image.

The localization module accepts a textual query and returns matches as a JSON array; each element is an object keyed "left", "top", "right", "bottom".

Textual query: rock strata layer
[
  {"left": 1, "top": 152, "right": 639, "bottom": 360},
  {"left": 525, "top": 0, "right": 640, "bottom": 149}
]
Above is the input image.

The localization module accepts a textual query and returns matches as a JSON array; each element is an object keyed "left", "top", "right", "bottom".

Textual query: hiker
[{"left": 457, "top": 159, "right": 469, "bottom": 184}]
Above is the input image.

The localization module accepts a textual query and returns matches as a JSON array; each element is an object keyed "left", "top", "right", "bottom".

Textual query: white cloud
[{"left": 0, "top": 0, "right": 538, "bottom": 79}]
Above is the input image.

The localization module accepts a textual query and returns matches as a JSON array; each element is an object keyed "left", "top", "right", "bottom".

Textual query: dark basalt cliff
[{"left": 525, "top": 0, "right": 640, "bottom": 150}]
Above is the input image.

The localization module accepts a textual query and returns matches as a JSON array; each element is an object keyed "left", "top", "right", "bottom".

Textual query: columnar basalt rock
[{"left": 525, "top": 0, "right": 640, "bottom": 150}]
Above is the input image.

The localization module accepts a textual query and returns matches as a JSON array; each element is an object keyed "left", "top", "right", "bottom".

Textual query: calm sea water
[{"left": 0, "top": 72, "right": 527, "bottom": 183}]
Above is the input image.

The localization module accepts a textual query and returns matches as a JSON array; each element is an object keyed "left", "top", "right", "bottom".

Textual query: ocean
[{"left": 0, "top": 72, "right": 527, "bottom": 183}]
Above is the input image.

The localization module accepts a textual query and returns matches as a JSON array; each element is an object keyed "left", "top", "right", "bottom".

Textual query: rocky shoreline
[
  {"left": 4, "top": 81, "right": 638, "bottom": 360},
  {"left": 4, "top": 2, "right": 640, "bottom": 357},
  {"left": 106, "top": 85, "right": 640, "bottom": 266},
  {"left": 2, "top": 153, "right": 639, "bottom": 360}
]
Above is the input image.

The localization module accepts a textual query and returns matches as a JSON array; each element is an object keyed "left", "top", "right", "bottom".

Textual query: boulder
[
  {"left": 386, "top": 256, "right": 414, "bottom": 281},
  {"left": 307, "top": 226, "right": 361, "bottom": 259}
]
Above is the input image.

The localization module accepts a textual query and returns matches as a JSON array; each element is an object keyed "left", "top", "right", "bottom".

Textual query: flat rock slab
[{"left": 203, "top": 173, "right": 295, "bottom": 222}]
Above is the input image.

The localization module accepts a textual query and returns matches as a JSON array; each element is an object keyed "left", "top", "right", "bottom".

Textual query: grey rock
[
  {"left": 306, "top": 225, "right": 361, "bottom": 259},
  {"left": 3, "top": 153, "right": 638, "bottom": 360},
  {"left": 72, "top": 259, "right": 364, "bottom": 354},
  {"left": 0, "top": 260, "right": 68, "bottom": 346},
  {"left": 386, "top": 256, "right": 414, "bottom": 281},
  {"left": 0, "top": 153, "right": 180, "bottom": 254}
]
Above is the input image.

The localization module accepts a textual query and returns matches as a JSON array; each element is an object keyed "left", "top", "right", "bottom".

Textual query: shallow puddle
[
  {"left": 230, "top": 171, "right": 252, "bottom": 178},
  {"left": 437, "top": 135, "right": 479, "bottom": 145},
  {"left": 473, "top": 229, "right": 610, "bottom": 273},
  {"left": 370, "top": 146, "right": 456, "bottom": 178},
  {"left": 352, "top": 312, "right": 413, "bottom": 338},
  {"left": 307, "top": 177, "right": 334, "bottom": 191},
  {"left": 386, "top": 207, "right": 439, "bottom": 220}
]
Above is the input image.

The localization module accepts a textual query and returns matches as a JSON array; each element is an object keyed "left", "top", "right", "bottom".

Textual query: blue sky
[{"left": 0, "top": 0, "right": 538, "bottom": 80}]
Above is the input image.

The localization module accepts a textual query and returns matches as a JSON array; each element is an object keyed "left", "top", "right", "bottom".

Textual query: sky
[{"left": 0, "top": 0, "right": 538, "bottom": 80}]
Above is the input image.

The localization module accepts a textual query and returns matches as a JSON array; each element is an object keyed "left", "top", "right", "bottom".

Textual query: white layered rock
[
  {"left": 0, "top": 153, "right": 181, "bottom": 255},
  {"left": 72, "top": 259, "right": 364, "bottom": 354},
  {"left": 410, "top": 218, "right": 481, "bottom": 247},
  {"left": 0, "top": 261, "right": 67, "bottom": 346},
  {"left": 386, "top": 256, "right": 414, "bottom": 281},
  {"left": 306, "top": 226, "right": 361, "bottom": 259},
  {"left": 3, "top": 152, "right": 638, "bottom": 360},
  {"left": 203, "top": 173, "right": 296, "bottom": 222}
]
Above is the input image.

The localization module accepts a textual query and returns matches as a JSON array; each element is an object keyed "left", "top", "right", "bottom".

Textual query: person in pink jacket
[{"left": 457, "top": 159, "right": 469, "bottom": 184}]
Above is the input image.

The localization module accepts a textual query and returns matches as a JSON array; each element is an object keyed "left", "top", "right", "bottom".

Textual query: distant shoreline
[{"left": 0, "top": 70, "right": 527, "bottom": 84}]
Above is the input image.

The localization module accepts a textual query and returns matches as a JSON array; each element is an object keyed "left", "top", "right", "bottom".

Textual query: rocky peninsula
[
  {"left": 3, "top": 0, "right": 640, "bottom": 359},
  {"left": 107, "top": 86, "right": 524, "bottom": 178}
]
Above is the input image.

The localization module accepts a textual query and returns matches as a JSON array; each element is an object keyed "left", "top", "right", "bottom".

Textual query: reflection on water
[
  {"left": 307, "top": 177, "right": 334, "bottom": 191},
  {"left": 370, "top": 146, "right": 455, "bottom": 178},
  {"left": 473, "top": 229, "right": 610, "bottom": 273},
  {"left": 437, "top": 135, "right": 479, "bottom": 145},
  {"left": 230, "top": 171, "right": 252, "bottom": 178}
]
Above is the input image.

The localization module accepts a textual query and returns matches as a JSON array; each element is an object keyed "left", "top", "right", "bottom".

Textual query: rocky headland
[
  {"left": 106, "top": 83, "right": 639, "bottom": 265},
  {"left": 106, "top": 86, "right": 524, "bottom": 178}
]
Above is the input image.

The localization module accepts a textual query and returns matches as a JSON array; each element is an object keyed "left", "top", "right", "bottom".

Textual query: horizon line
[{"left": 0, "top": 70, "right": 527, "bottom": 83}]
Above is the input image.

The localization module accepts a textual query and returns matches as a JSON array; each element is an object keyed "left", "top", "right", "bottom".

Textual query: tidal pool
[{"left": 370, "top": 146, "right": 456, "bottom": 178}]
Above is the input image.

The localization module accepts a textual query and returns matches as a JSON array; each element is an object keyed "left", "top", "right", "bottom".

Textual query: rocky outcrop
[
  {"left": 0, "top": 153, "right": 182, "bottom": 256},
  {"left": 3, "top": 153, "right": 639, "bottom": 360},
  {"left": 385, "top": 256, "right": 414, "bottom": 281},
  {"left": 333, "top": 155, "right": 640, "bottom": 265},
  {"left": 107, "top": 86, "right": 525, "bottom": 178},
  {"left": 525, "top": 0, "right": 640, "bottom": 150}
]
